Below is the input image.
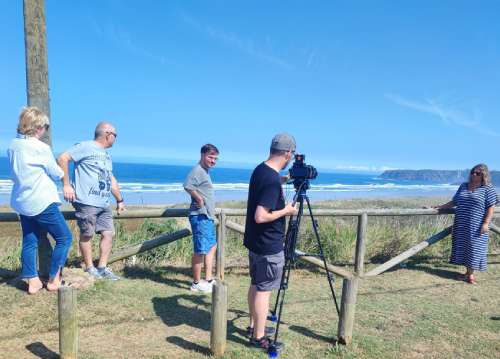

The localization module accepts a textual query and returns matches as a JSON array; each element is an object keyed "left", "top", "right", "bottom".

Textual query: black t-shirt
[{"left": 243, "top": 162, "right": 286, "bottom": 255}]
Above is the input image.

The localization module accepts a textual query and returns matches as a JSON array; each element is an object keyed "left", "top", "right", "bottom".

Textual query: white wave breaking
[{"left": 0, "top": 179, "right": 459, "bottom": 194}]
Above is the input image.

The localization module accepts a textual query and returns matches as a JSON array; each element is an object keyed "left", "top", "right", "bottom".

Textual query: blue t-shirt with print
[{"left": 68, "top": 141, "right": 113, "bottom": 208}]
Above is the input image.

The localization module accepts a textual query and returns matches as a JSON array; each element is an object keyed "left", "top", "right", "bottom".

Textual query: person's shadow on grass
[
  {"left": 153, "top": 294, "right": 250, "bottom": 354},
  {"left": 153, "top": 294, "right": 211, "bottom": 331},
  {"left": 123, "top": 265, "right": 192, "bottom": 290}
]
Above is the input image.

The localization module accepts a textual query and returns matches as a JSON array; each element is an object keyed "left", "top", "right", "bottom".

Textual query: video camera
[{"left": 288, "top": 154, "right": 317, "bottom": 190}]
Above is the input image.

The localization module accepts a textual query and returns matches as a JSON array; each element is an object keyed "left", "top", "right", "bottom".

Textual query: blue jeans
[{"left": 20, "top": 203, "right": 73, "bottom": 280}]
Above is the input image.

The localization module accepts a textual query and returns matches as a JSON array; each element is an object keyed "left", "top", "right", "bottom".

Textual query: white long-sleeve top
[{"left": 7, "top": 134, "right": 64, "bottom": 216}]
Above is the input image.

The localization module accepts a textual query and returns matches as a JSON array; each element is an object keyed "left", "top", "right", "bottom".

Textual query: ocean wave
[
  {"left": 0, "top": 180, "right": 13, "bottom": 194},
  {"left": 119, "top": 182, "right": 459, "bottom": 192},
  {"left": 0, "top": 179, "right": 459, "bottom": 194}
]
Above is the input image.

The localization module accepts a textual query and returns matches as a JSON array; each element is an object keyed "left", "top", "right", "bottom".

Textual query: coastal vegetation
[{"left": 1, "top": 197, "right": 499, "bottom": 272}]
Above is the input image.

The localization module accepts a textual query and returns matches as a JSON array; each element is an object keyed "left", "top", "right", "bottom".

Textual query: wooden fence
[
  {"left": 219, "top": 207, "right": 500, "bottom": 345},
  {"left": 1, "top": 206, "right": 499, "bottom": 357}
]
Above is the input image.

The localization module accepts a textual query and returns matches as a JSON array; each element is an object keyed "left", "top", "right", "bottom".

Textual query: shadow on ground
[
  {"left": 25, "top": 342, "right": 58, "bottom": 359},
  {"left": 153, "top": 294, "right": 250, "bottom": 353},
  {"left": 166, "top": 336, "right": 211, "bottom": 356},
  {"left": 405, "top": 262, "right": 461, "bottom": 280},
  {"left": 289, "top": 325, "right": 336, "bottom": 344},
  {"left": 123, "top": 265, "right": 192, "bottom": 290}
]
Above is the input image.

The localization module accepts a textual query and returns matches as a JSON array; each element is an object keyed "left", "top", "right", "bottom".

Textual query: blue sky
[{"left": 1, "top": 0, "right": 499, "bottom": 172}]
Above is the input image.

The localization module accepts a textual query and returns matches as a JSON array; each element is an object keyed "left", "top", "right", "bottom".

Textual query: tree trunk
[{"left": 23, "top": 0, "right": 52, "bottom": 277}]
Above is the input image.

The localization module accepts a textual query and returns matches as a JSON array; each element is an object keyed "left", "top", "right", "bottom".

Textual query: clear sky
[{"left": 1, "top": 0, "right": 499, "bottom": 172}]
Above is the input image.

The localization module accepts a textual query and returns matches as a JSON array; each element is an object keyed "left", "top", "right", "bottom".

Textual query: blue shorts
[{"left": 189, "top": 214, "right": 217, "bottom": 254}]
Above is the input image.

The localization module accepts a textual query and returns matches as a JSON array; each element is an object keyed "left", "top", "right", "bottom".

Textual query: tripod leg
[
  {"left": 271, "top": 216, "right": 297, "bottom": 320},
  {"left": 271, "top": 195, "right": 305, "bottom": 348},
  {"left": 305, "top": 195, "right": 340, "bottom": 315},
  {"left": 269, "top": 264, "right": 286, "bottom": 322}
]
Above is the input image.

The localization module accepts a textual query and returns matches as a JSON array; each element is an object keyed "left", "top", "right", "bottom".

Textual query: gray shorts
[
  {"left": 73, "top": 202, "right": 115, "bottom": 237},
  {"left": 249, "top": 250, "right": 284, "bottom": 292}
]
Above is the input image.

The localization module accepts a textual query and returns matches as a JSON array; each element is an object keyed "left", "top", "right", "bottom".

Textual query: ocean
[{"left": 0, "top": 157, "right": 458, "bottom": 205}]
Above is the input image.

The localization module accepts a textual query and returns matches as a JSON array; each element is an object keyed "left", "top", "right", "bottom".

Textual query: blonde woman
[
  {"left": 434, "top": 164, "right": 498, "bottom": 284},
  {"left": 7, "top": 107, "right": 73, "bottom": 294}
]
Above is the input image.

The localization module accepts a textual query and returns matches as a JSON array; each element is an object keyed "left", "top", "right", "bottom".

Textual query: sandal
[
  {"left": 249, "top": 335, "right": 283, "bottom": 352},
  {"left": 246, "top": 326, "right": 275, "bottom": 338}
]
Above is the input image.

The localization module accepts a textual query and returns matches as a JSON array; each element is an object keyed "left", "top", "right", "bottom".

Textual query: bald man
[{"left": 58, "top": 122, "right": 125, "bottom": 280}]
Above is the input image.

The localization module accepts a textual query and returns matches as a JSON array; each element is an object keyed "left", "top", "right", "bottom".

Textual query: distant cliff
[{"left": 380, "top": 169, "right": 500, "bottom": 185}]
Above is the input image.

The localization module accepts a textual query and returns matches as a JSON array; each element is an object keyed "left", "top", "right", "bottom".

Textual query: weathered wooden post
[
  {"left": 337, "top": 277, "right": 359, "bottom": 345},
  {"left": 354, "top": 213, "right": 368, "bottom": 275},
  {"left": 23, "top": 0, "right": 52, "bottom": 277},
  {"left": 338, "top": 213, "right": 367, "bottom": 345},
  {"left": 58, "top": 286, "right": 78, "bottom": 359},
  {"left": 215, "top": 211, "right": 226, "bottom": 281},
  {"left": 23, "top": 0, "right": 51, "bottom": 144},
  {"left": 210, "top": 280, "right": 228, "bottom": 357}
]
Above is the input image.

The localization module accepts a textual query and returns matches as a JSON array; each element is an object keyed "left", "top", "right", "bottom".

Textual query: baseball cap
[{"left": 270, "top": 133, "right": 296, "bottom": 152}]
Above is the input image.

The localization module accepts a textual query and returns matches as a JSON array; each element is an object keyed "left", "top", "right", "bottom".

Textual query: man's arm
[
  {"left": 42, "top": 147, "right": 64, "bottom": 181},
  {"left": 111, "top": 175, "right": 125, "bottom": 214},
  {"left": 184, "top": 188, "right": 204, "bottom": 208},
  {"left": 57, "top": 152, "right": 76, "bottom": 202},
  {"left": 280, "top": 174, "right": 290, "bottom": 184},
  {"left": 254, "top": 203, "right": 297, "bottom": 224}
]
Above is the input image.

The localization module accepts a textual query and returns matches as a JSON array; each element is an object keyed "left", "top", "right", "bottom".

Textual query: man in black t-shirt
[{"left": 243, "top": 133, "right": 298, "bottom": 350}]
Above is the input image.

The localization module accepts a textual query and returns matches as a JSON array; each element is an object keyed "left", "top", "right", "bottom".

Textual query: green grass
[{"left": 0, "top": 263, "right": 499, "bottom": 358}]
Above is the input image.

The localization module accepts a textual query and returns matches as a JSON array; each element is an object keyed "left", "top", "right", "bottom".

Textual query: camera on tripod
[
  {"left": 268, "top": 153, "right": 339, "bottom": 357},
  {"left": 288, "top": 154, "right": 318, "bottom": 190}
]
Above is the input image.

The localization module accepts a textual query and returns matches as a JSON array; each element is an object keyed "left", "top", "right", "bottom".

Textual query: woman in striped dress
[{"left": 435, "top": 164, "right": 498, "bottom": 284}]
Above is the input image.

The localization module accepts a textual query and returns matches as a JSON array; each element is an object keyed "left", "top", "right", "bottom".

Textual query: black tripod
[{"left": 268, "top": 180, "right": 340, "bottom": 356}]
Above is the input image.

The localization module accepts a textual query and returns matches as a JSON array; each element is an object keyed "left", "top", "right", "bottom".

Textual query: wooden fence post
[
  {"left": 216, "top": 211, "right": 226, "bottom": 281},
  {"left": 337, "top": 213, "right": 366, "bottom": 344},
  {"left": 354, "top": 213, "right": 368, "bottom": 275},
  {"left": 337, "top": 277, "right": 359, "bottom": 345},
  {"left": 58, "top": 286, "right": 78, "bottom": 359},
  {"left": 210, "top": 280, "right": 227, "bottom": 356}
]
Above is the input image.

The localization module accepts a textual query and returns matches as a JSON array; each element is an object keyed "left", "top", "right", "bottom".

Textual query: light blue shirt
[
  {"left": 8, "top": 134, "right": 63, "bottom": 216},
  {"left": 67, "top": 141, "right": 113, "bottom": 208}
]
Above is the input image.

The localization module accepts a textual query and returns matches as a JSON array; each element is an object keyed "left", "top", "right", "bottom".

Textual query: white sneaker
[
  {"left": 190, "top": 281, "right": 212, "bottom": 293},
  {"left": 204, "top": 279, "right": 215, "bottom": 290}
]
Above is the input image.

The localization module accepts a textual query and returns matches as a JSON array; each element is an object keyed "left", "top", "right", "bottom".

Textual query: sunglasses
[
  {"left": 471, "top": 171, "right": 482, "bottom": 176},
  {"left": 106, "top": 131, "right": 117, "bottom": 138},
  {"left": 44, "top": 124, "right": 50, "bottom": 130}
]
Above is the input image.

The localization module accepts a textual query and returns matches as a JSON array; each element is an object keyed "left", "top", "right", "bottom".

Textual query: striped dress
[{"left": 451, "top": 183, "right": 498, "bottom": 271}]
